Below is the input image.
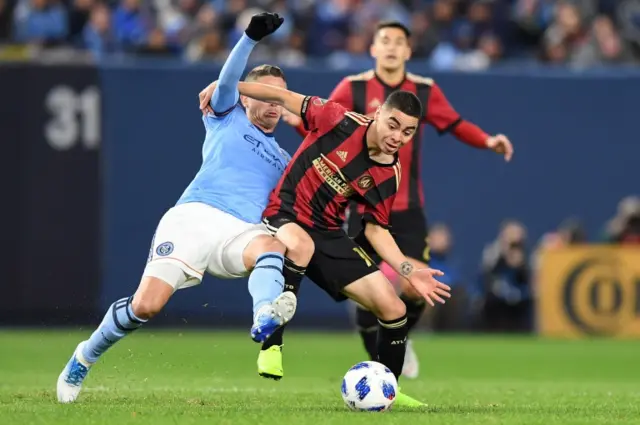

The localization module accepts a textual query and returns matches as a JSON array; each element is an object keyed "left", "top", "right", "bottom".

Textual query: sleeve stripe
[
  {"left": 212, "top": 103, "right": 238, "bottom": 117},
  {"left": 362, "top": 212, "right": 390, "bottom": 229},
  {"left": 300, "top": 96, "right": 312, "bottom": 131},
  {"left": 439, "top": 117, "right": 462, "bottom": 135}
]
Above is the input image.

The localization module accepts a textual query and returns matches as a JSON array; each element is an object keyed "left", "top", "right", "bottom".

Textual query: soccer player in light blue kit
[{"left": 57, "top": 13, "right": 313, "bottom": 403}]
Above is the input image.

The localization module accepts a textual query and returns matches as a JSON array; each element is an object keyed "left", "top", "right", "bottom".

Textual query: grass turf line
[{"left": 1, "top": 330, "right": 639, "bottom": 425}]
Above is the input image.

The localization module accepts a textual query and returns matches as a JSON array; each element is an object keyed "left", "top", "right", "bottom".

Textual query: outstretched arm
[
  {"left": 203, "top": 81, "right": 344, "bottom": 132},
  {"left": 209, "top": 34, "right": 257, "bottom": 115},
  {"left": 290, "top": 77, "right": 353, "bottom": 136},
  {"left": 237, "top": 82, "right": 306, "bottom": 116},
  {"left": 364, "top": 222, "right": 451, "bottom": 306},
  {"left": 364, "top": 223, "right": 413, "bottom": 279},
  {"left": 206, "top": 12, "right": 284, "bottom": 115},
  {"left": 237, "top": 83, "right": 348, "bottom": 133},
  {"left": 426, "top": 82, "right": 514, "bottom": 161}
]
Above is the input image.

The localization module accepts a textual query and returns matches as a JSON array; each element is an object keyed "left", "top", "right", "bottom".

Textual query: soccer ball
[{"left": 341, "top": 361, "right": 397, "bottom": 412}]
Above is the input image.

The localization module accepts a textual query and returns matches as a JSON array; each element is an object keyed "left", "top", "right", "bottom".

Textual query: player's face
[
  {"left": 370, "top": 27, "right": 411, "bottom": 71},
  {"left": 242, "top": 75, "right": 287, "bottom": 131},
  {"left": 374, "top": 106, "right": 419, "bottom": 155}
]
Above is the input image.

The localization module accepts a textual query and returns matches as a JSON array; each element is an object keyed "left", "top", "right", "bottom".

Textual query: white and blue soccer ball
[{"left": 341, "top": 361, "right": 398, "bottom": 412}]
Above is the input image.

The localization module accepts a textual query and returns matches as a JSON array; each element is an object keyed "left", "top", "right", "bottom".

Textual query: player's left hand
[
  {"left": 486, "top": 134, "right": 514, "bottom": 162},
  {"left": 199, "top": 81, "right": 217, "bottom": 115},
  {"left": 406, "top": 267, "right": 451, "bottom": 307},
  {"left": 245, "top": 12, "right": 284, "bottom": 42},
  {"left": 281, "top": 108, "right": 302, "bottom": 127}
]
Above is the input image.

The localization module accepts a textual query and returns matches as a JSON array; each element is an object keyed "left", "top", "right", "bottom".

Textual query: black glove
[{"left": 245, "top": 12, "right": 284, "bottom": 42}]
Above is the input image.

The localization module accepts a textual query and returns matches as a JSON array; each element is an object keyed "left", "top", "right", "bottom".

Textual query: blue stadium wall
[{"left": 1, "top": 63, "right": 638, "bottom": 327}]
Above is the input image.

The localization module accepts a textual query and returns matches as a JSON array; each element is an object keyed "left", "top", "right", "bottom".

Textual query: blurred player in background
[
  {"left": 283, "top": 21, "right": 514, "bottom": 379},
  {"left": 56, "top": 13, "right": 313, "bottom": 403},
  {"left": 221, "top": 78, "right": 451, "bottom": 406}
]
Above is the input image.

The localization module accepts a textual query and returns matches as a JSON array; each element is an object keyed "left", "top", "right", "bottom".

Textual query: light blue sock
[
  {"left": 249, "top": 252, "right": 285, "bottom": 315},
  {"left": 81, "top": 296, "right": 147, "bottom": 363}
]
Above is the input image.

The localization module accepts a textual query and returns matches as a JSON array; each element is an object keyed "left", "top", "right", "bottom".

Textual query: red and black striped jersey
[
  {"left": 264, "top": 96, "right": 401, "bottom": 231},
  {"left": 329, "top": 70, "right": 461, "bottom": 212}
]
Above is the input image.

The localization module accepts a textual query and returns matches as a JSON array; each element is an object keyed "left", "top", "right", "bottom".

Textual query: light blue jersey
[
  {"left": 56, "top": 33, "right": 294, "bottom": 399},
  {"left": 176, "top": 34, "right": 290, "bottom": 224}
]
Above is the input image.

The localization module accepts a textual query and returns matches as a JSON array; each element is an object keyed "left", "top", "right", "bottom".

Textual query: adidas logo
[{"left": 337, "top": 150, "right": 348, "bottom": 162}]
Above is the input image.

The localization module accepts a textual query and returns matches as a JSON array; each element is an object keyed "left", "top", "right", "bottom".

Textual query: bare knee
[
  {"left": 243, "top": 235, "right": 286, "bottom": 269},
  {"left": 131, "top": 277, "right": 173, "bottom": 320},
  {"left": 286, "top": 234, "right": 314, "bottom": 265},
  {"left": 346, "top": 272, "right": 407, "bottom": 321},
  {"left": 131, "top": 296, "right": 163, "bottom": 320},
  {"left": 376, "top": 296, "right": 407, "bottom": 321},
  {"left": 263, "top": 236, "right": 286, "bottom": 254},
  {"left": 253, "top": 235, "right": 286, "bottom": 255},
  {"left": 277, "top": 223, "right": 315, "bottom": 266}
]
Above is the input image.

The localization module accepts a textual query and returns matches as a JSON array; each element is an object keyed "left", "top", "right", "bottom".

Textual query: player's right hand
[
  {"left": 199, "top": 81, "right": 217, "bottom": 115},
  {"left": 486, "top": 134, "right": 514, "bottom": 162},
  {"left": 406, "top": 268, "right": 451, "bottom": 307},
  {"left": 245, "top": 12, "right": 284, "bottom": 42}
]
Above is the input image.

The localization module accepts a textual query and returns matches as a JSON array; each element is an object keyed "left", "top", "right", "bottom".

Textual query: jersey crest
[{"left": 357, "top": 175, "right": 374, "bottom": 190}]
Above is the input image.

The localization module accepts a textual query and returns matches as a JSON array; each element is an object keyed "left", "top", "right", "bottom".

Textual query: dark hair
[
  {"left": 383, "top": 91, "right": 422, "bottom": 119},
  {"left": 375, "top": 21, "right": 411, "bottom": 39},
  {"left": 245, "top": 64, "right": 286, "bottom": 82}
]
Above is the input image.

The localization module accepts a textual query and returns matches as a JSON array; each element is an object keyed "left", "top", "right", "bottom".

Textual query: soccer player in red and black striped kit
[
  {"left": 285, "top": 21, "right": 514, "bottom": 379},
  {"left": 229, "top": 79, "right": 451, "bottom": 406}
]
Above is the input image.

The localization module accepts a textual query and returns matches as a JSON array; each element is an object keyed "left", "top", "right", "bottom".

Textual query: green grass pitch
[{"left": 1, "top": 330, "right": 639, "bottom": 424}]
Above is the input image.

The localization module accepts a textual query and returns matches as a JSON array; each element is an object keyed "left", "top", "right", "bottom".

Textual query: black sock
[
  {"left": 376, "top": 315, "right": 408, "bottom": 380},
  {"left": 262, "top": 258, "right": 305, "bottom": 350},
  {"left": 401, "top": 293, "right": 427, "bottom": 332},
  {"left": 355, "top": 306, "right": 379, "bottom": 360}
]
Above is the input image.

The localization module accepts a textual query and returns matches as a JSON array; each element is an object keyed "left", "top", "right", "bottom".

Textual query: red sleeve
[
  {"left": 294, "top": 120, "right": 308, "bottom": 137},
  {"left": 300, "top": 96, "right": 346, "bottom": 134},
  {"left": 426, "top": 83, "right": 489, "bottom": 148},
  {"left": 294, "top": 79, "right": 352, "bottom": 137},
  {"left": 451, "top": 120, "right": 489, "bottom": 148},
  {"left": 328, "top": 78, "right": 354, "bottom": 110},
  {"left": 424, "top": 83, "right": 461, "bottom": 132}
]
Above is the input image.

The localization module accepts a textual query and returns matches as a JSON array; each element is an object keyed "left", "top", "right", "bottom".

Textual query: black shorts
[
  {"left": 347, "top": 203, "right": 429, "bottom": 263},
  {"left": 263, "top": 213, "right": 378, "bottom": 302}
]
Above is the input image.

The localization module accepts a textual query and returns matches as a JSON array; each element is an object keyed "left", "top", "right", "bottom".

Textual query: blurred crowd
[
  {"left": 0, "top": 0, "right": 639, "bottom": 69},
  {"left": 418, "top": 195, "right": 640, "bottom": 333}
]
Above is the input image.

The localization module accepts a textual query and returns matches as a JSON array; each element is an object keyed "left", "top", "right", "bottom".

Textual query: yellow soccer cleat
[
  {"left": 257, "top": 345, "right": 283, "bottom": 381},
  {"left": 394, "top": 389, "right": 426, "bottom": 408}
]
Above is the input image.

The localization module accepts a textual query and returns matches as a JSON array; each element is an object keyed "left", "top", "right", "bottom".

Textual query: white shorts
[{"left": 143, "top": 202, "right": 269, "bottom": 289}]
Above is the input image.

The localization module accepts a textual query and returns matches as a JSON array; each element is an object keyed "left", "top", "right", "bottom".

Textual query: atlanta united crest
[{"left": 357, "top": 175, "right": 374, "bottom": 189}]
